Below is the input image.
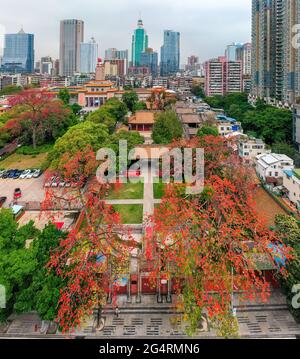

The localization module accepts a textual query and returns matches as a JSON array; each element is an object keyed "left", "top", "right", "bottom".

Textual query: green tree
[
  {"left": 191, "top": 85, "right": 205, "bottom": 98},
  {"left": 152, "top": 110, "right": 183, "bottom": 145},
  {"left": 133, "top": 101, "right": 147, "bottom": 112},
  {"left": 197, "top": 125, "right": 219, "bottom": 137},
  {"left": 49, "top": 121, "right": 109, "bottom": 167},
  {"left": 87, "top": 98, "right": 128, "bottom": 133},
  {"left": 0, "top": 85, "right": 22, "bottom": 96},
  {"left": 275, "top": 215, "right": 300, "bottom": 322},
  {"left": 122, "top": 91, "right": 139, "bottom": 112},
  {"left": 58, "top": 88, "right": 71, "bottom": 106}
]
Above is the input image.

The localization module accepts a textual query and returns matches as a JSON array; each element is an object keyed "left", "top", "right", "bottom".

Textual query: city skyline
[{"left": 0, "top": 0, "right": 251, "bottom": 63}]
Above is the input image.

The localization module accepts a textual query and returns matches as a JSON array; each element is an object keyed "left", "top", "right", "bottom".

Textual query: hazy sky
[{"left": 0, "top": 0, "right": 251, "bottom": 64}]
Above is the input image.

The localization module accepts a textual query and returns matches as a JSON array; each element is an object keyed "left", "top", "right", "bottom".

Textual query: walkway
[{"left": 105, "top": 160, "right": 161, "bottom": 224}]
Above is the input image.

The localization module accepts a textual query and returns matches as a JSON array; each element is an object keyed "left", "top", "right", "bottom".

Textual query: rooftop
[
  {"left": 128, "top": 111, "right": 159, "bottom": 125},
  {"left": 258, "top": 153, "right": 293, "bottom": 165}
]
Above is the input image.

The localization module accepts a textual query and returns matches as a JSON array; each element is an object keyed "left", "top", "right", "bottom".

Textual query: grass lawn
[
  {"left": 153, "top": 179, "right": 165, "bottom": 199},
  {"left": 107, "top": 182, "right": 144, "bottom": 200},
  {"left": 0, "top": 152, "right": 48, "bottom": 170},
  {"left": 112, "top": 204, "right": 143, "bottom": 224}
]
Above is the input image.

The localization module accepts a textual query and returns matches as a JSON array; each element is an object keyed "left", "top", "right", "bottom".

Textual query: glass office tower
[
  {"left": 1, "top": 28, "right": 34, "bottom": 73},
  {"left": 131, "top": 19, "right": 148, "bottom": 67},
  {"left": 160, "top": 30, "right": 180, "bottom": 76}
]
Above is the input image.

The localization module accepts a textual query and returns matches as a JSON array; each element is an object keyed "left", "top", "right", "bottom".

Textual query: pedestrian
[{"left": 115, "top": 306, "right": 120, "bottom": 318}]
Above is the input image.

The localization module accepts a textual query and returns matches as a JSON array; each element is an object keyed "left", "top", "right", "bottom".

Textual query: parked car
[
  {"left": 32, "top": 169, "right": 42, "bottom": 178},
  {"left": 8, "top": 170, "right": 17, "bottom": 179},
  {"left": 13, "top": 170, "right": 22, "bottom": 179},
  {"left": 25, "top": 170, "right": 35, "bottom": 179},
  {"left": 0, "top": 196, "right": 7, "bottom": 207},
  {"left": 59, "top": 178, "right": 66, "bottom": 187},
  {"left": 51, "top": 177, "right": 60, "bottom": 187},
  {"left": 45, "top": 176, "right": 55, "bottom": 188},
  {"left": 20, "top": 169, "right": 31, "bottom": 179},
  {"left": 2, "top": 171, "right": 10, "bottom": 179},
  {"left": 13, "top": 188, "right": 22, "bottom": 200}
]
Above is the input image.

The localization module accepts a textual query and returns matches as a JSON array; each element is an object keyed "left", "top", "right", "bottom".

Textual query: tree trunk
[{"left": 32, "top": 127, "right": 37, "bottom": 149}]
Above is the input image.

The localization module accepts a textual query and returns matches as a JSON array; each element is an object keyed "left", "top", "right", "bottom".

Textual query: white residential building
[
  {"left": 239, "top": 137, "right": 270, "bottom": 164},
  {"left": 256, "top": 153, "right": 294, "bottom": 185},
  {"left": 283, "top": 169, "right": 300, "bottom": 211}
]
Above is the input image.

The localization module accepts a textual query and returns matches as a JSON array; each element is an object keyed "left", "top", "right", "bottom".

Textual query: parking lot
[
  {"left": 18, "top": 210, "right": 78, "bottom": 230},
  {"left": 0, "top": 175, "right": 45, "bottom": 207}
]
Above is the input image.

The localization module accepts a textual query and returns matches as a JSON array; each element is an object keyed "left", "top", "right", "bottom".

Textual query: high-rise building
[
  {"left": 105, "top": 48, "right": 117, "bottom": 61},
  {"left": 251, "top": 0, "right": 300, "bottom": 105},
  {"left": 131, "top": 19, "right": 148, "bottom": 67},
  {"left": 140, "top": 48, "right": 158, "bottom": 77},
  {"left": 105, "top": 48, "right": 129, "bottom": 74},
  {"left": 59, "top": 19, "right": 84, "bottom": 77},
  {"left": 40, "top": 56, "right": 53, "bottom": 75},
  {"left": 205, "top": 56, "right": 242, "bottom": 96},
  {"left": 242, "top": 43, "right": 252, "bottom": 76},
  {"left": 225, "top": 43, "right": 243, "bottom": 62},
  {"left": 160, "top": 30, "right": 180, "bottom": 76},
  {"left": 80, "top": 38, "right": 98, "bottom": 73},
  {"left": 0, "top": 28, "right": 34, "bottom": 74}
]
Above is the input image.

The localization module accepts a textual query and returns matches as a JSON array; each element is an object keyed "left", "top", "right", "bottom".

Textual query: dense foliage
[
  {"left": 205, "top": 93, "right": 293, "bottom": 145},
  {"left": 152, "top": 110, "right": 183, "bottom": 144},
  {"left": 275, "top": 215, "right": 300, "bottom": 322},
  {"left": 87, "top": 98, "right": 128, "bottom": 133},
  {"left": 0, "top": 210, "right": 64, "bottom": 323}
]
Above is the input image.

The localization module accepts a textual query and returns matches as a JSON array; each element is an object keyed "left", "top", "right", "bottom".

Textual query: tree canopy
[
  {"left": 87, "top": 98, "right": 128, "bottom": 133},
  {"left": 0, "top": 209, "right": 64, "bottom": 323},
  {"left": 274, "top": 215, "right": 300, "bottom": 322},
  {"left": 122, "top": 91, "right": 139, "bottom": 112},
  {"left": 152, "top": 110, "right": 183, "bottom": 144},
  {"left": 197, "top": 125, "right": 219, "bottom": 138},
  {"left": 2, "top": 90, "right": 72, "bottom": 149},
  {"left": 48, "top": 121, "right": 109, "bottom": 168},
  {"left": 205, "top": 93, "right": 293, "bottom": 145}
]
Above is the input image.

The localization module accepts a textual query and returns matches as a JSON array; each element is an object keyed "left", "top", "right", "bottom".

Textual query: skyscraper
[
  {"left": 131, "top": 19, "right": 148, "bottom": 67},
  {"left": 1, "top": 28, "right": 34, "bottom": 74},
  {"left": 251, "top": 0, "right": 300, "bottom": 104},
  {"left": 59, "top": 19, "right": 84, "bottom": 77},
  {"left": 80, "top": 38, "right": 98, "bottom": 73},
  {"left": 160, "top": 30, "right": 180, "bottom": 76},
  {"left": 140, "top": 48, "right": 158, "bottom": 77},
  {"left": 242, "top": 43, "right": 252, "bottom": 76}
]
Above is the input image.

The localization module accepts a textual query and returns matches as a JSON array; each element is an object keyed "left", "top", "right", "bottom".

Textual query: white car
[
  {"left": 25, "top": 170, "right": 35, "bottom": 179},
  {"left": 59, "top": 179, "right": 66, "bottom": 187},
  {"left": 20, "top": 169, "right": 31, "bottom": 179},
  {"left": 32, "top": 169, "right": 42, "bottom": 178},
  {"left": 45, "top": 176, "right": 55, "bottom": 188},
  {"left": 51, "top": 177, "right": 59, "bottom": 187}
]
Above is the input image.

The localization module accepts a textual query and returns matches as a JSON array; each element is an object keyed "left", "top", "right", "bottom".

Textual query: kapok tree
[
  {"left": 44, "top": 147, "right": 136, "bottom": 333},
  {"left": 145, "top": 136, "right": 292, "bottom": 337},
  {"left": 6, "top": 89, "right": 70, "bottom": 148}
]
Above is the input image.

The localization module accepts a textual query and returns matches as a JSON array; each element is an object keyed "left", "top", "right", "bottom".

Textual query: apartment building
[
  {"left": 256, "top": 153, "right": 294, "bottom": 185},
  {"left": 205, "top": 57, "right": 242, "bottom": 96}
]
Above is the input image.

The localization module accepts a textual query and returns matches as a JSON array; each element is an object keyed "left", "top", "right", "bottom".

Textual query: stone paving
[{"left": 2, "top": 292, "right": 300, "bottom": 338}]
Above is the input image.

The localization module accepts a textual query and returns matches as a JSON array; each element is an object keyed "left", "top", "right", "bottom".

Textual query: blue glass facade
[
  {"left": 1, "top": 30, "right": 34, "bottom": 73},
  {"left": 140, "top": 50, "right": 158, "bottom": 77},
  {"left": 160, "top": 30, "right": 180, "bottom": 76},
  {"left": 131, "top": 19, "right": 148, "bottom": 67}
]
